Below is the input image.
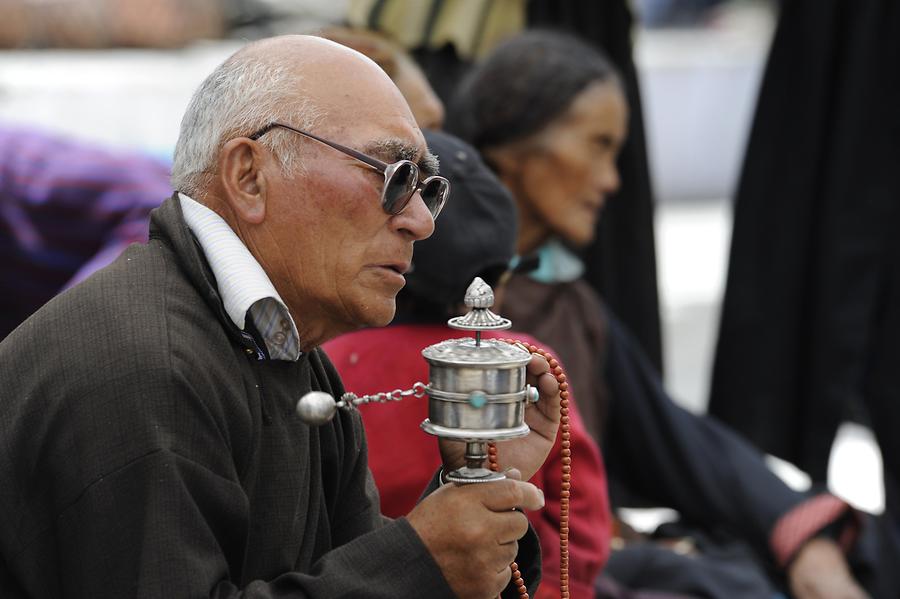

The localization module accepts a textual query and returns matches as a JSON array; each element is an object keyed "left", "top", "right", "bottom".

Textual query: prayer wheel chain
[{"left": 490, "top": 340, "right": 571, "bottom": 599}]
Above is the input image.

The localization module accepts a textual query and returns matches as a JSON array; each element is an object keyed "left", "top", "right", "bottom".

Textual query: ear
[
  {"left": 483, "top": 145, "right": 521, "bottom": 179},
  {"left": 218, "top": 137, "right": 268, "bottom": 225},
  {"left": 483, "top": 144, "right": 524, "bottom": 194}
]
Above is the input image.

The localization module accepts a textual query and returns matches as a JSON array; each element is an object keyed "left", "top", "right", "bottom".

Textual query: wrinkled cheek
[{"left": 338, "top": 268, "right": 386, "bottom": 318}]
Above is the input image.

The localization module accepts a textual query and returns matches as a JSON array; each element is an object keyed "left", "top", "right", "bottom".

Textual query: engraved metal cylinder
[{"left": 420, "top": 337, "right": 532, "bottom": 442}]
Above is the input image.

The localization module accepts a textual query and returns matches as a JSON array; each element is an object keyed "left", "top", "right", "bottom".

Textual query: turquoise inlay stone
[{"left": 468, "top": 391, "right": 487, "bottom": 408}]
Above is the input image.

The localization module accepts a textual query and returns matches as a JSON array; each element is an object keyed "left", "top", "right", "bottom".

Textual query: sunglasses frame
[{"left": 248, "top": 121, "right": 448, "bottom": 219}]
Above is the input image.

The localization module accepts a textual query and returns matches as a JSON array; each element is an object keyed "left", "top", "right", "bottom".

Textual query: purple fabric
[{"left": 0, "top": 126, "right": 172, "bottom": 338}]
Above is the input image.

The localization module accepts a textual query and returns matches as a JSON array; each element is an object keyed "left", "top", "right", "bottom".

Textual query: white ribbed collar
[{"left": 178, "top": 193, "right": 301, "bottom": 361}]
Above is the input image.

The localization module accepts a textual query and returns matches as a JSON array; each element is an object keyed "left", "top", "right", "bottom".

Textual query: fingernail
[{"left": 538, "top": 488, "right": 545, "bottom": 508}]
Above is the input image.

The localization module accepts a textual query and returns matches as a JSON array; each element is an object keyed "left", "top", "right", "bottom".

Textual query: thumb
[
  {"left": 504, "top": 468, "right": 523, "bottom": 481},
  {"left": 480, "top": 479, "right": 545, "bottom": 513}
]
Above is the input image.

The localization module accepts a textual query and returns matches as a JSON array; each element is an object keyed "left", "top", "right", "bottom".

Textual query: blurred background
[{"left": 0, "top": 0, "right": 886, "bottom": 515}]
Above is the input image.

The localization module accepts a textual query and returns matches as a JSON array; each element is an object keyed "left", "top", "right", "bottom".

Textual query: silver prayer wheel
[
  {"left": 420, "top": 338, "right": 531, "bottom": 440},
  {"left": 420, "top": 277, "right": 537, "bottom": 484},
  {"left": 295, "top": 277, "right": 538, "bottom": 484},
  {"left": 420, "top": 277, "right": 534, "bottom": 441}
]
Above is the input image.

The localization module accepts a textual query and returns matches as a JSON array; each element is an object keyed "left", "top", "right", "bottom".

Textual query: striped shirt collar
[{"left": 178, "top": 193, "right": 301, "bottom": 361}]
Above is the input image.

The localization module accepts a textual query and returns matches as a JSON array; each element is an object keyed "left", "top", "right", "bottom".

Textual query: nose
[
  {"left": 597, "top": 159, "right": 621, "bottom": 196},
  {"left": 392, "top": 190, "right": 435, "bottom": 240}
]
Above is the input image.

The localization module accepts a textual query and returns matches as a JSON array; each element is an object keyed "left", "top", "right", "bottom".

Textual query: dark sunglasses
[{"left": 249, "top": 122, "right": 449, "bottom": 219}]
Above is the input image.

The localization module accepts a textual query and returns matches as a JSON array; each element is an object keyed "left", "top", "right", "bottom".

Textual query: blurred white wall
[{"left": 635, "top": 9, "right": 774, "bottom": 203}]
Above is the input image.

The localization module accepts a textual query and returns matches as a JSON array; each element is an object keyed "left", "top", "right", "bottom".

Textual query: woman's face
[{"left": 493, "top": 81, "right": 628, "bottom": 253}]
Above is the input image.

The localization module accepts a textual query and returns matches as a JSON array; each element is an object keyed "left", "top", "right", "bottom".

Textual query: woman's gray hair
[
  {"left": 170, "top": 51, "right": 320, "bottom": 198},
  {"left": 447, "top": 30, "right": 622, "bottom": 153}
]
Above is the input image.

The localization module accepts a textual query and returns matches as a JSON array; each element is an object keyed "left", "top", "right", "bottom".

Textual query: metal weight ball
[{"left": 295, "top": 391, "right": 338, "bottom": 425}]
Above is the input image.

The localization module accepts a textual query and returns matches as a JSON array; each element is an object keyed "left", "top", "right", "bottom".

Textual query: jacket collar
[{"left": 148, "top": 192, "right": 270, "bottom": 360}]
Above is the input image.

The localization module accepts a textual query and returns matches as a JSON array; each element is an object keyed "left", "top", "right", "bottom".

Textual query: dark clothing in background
[
  {"left": 603, "top": 532, "right": 774, "bottom": 599},
  {"left": 602, "top": 312, "right": 832, "bottom": 571},
  {"left": 703, "top": 4, "right": 900, "bottom": 588},
  {"left": 0, "top": 195, "right": 473, "bottom": 598},
  {"left": 504, "top": 274, "right": 611, "bottom": 445},
  {"left": 595, "top": 575, "right": 695, "bottom": 599},
  {"left": 708, "top": 0, "right": 900, "bottom": 515},
  {"left": 503, "top": 272, "right": 860, "bottom": 596}
]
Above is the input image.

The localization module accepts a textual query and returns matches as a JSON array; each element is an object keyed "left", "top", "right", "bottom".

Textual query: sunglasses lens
[
  {"left": 383, "top": 162, "right": 417, "bottom": 214},
  {"left": 421, "top": 178, "right": 450, "bottom": 219}
]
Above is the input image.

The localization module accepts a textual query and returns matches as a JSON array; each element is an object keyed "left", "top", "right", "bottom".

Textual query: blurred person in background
[
  {"left": 0, "top": 125, "right": 171, "bottom": 339},
  {"left": 0, "top": 0, "right": 224, "bottom": 48},
  {"left": 0, "top": 0, "right": 348, "bottom": 49},
  {"left": 448, "top": 29, "right": 871, "bottom": 599},
  {"left": 324, "top": 128, "right": 612, "bottom": 599}
]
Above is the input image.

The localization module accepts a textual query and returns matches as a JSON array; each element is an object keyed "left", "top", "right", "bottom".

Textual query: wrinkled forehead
[{"left": 298, "top": 51, "right": 427, "bottom": 159}]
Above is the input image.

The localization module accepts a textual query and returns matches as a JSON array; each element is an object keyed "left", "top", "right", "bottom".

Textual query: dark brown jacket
[{"left": 0, "top": 195, "right": 458, "bottom": 598}]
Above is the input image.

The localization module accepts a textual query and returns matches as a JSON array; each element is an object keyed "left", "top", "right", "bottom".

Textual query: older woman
[{"left": 448, "top": 30, "right": 868, "bottom": 599}]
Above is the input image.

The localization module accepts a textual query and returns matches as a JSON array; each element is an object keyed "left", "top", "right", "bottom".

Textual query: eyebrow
[
  {"left": 419, "top": 152, "right": 440, "bottom": 178},
  {"left": 363, "top": 139, "right": 440, "bottom": 177},
  {"left": 363, "top": 139, "right": 417, "bottom": 162}
]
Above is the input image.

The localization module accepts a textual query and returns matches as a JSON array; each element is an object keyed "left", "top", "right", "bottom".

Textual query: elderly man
[{"left": 0, "top": 35, "right": 558, "bottom": 598}]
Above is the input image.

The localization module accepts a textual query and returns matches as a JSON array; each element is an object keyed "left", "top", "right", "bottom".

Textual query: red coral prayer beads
[{"left": 489, "top": 341, "right": 571, "bottom": 599}]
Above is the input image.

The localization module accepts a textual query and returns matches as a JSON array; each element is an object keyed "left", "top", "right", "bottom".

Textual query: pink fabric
[
  {"left": 323, "top": 324, "right": 612, "bottom": 597},
  {"left": 770, "top": 493, "right": 858, "bottom": 567}
]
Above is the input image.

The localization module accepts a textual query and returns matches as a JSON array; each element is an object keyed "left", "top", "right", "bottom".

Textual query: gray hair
[{"left": 171, "top": 51, "right": 321, "bottom": 198}]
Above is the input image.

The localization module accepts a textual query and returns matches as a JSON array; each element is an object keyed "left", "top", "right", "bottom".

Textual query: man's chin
[{"left": 358, "top": 300, "right": 397, "bottom": 329}]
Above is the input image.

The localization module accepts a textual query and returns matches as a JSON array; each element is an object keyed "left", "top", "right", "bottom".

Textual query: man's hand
[
  {"left": 406, "top": 470, "right": 545, "bottom": 599},
  {"left": 788, "top": 538, "right": 870, "bottom": 599},
  {"left": 438, "top": 353, "right": 562, "bottom": 481}
]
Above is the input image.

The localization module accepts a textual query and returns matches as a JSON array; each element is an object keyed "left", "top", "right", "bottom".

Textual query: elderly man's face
[{"left": 254, "top": 59, "right": 435, "bottom": 347}]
